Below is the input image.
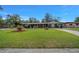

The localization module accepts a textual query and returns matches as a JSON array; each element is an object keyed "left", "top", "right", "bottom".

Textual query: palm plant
[
  {"left": 0, "top": 16, "right": 4, "bottom": 28},
  {"left": 0, "top": 6, "right": 4, "bottom": 28}
]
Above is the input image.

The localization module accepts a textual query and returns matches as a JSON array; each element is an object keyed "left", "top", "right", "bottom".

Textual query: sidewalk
[{"left": 0, "top": 48, "right": 79, "bottom": 53}]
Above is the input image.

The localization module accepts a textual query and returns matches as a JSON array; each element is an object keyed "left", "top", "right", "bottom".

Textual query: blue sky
[{"left": 0, "top": 5, "right": 79, "bottom": 22}]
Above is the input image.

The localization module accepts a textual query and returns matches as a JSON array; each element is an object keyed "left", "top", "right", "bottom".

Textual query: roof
[
  {"left": 64, "top": 22, "right": 79, "bottom": 24},
  {"left": 22, "top": 22, "right": 58, "bottom": 24}
]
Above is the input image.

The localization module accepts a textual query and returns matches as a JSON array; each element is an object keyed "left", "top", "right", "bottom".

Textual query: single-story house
[{"left": 0, "top": 22, "right": 79, "bottom": 28}]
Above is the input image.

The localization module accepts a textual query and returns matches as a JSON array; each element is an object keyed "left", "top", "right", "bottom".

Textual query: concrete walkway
[
  {"left": 56, "top": 29, "right": 79, "bottom": 36},
  {"left": 0, "top": 48, "right": 79, "bottom": 53},
  {"left": 0, "top": 28, "right": 12, "bottom": 30}
]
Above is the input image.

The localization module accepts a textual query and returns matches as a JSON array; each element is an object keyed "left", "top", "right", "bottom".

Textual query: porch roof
[{"left": 22, "top": 22, "right": 58, "bottom": 25}]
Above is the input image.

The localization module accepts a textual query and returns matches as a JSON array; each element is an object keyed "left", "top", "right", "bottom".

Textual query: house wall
[{"left": 23, "top": 23, "right": 53, "bottom": 28}]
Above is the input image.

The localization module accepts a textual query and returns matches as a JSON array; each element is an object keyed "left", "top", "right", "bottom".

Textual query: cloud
[
  {"left": 0, "top": 11, "right": 12, "bottom": 16},
  {"left": 60, "top": 18, "right": 73, "bottom": 22},
  {"left": 20, "top": 16, "right": 30, "bottom": 20}
]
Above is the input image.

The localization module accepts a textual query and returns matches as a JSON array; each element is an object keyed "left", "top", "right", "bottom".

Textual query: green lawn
[
  {"left": 0, "top": 29, "right": 79, "bottom": 48},
  {"left": 66, "top": 28, "right": 79, "bottom": 31}
]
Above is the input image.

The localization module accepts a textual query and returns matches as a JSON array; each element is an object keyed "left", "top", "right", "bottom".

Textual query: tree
[
  {"left": 28, "top": 17, "right": 39, "bottom": 23},
  {"left": 42, "top": 13, "right": 60, "bottom": 23},
  {"left": 6, "top": 14, "right": 21, "bottom": 27},
  {"left": 6, "top": 14, "right": 15, "bottom": 28},
  {"left": 6, "top": 14, "right": 24, "bottom": 32},
  {"left": 53, "top": 17, "right": 60, "bottom": 22},
  {"left": 26, "top": 20, "right": 29, "bottom": 23},
  {"left": 74, "top": 17, "right": 79, "bottom": 22},
  {"left": 12, "top": 14, "right": 21, "bottom": 27},
  {"left": 6, "top": 14, "right": 12, "bottom": 27},
  {"left": 33, "top": 18, "right": 39, "bottom": 23},
  {"left": 42, "top": 13, "right": 52, "bottom": 29},
  {"left": 42, "top": 13, "right": 60, "bottom": 29},
  {"left": 42, "top": 13, "right": 52, "bottom": 23},
  {"left": 12, "top": 14, "right": 24, "bottom": 32},
  {"left": 29, "top": 17, "right": 33, "bottom": 23}
]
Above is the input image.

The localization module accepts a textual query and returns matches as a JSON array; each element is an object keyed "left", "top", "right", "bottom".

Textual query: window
[
  {"left": 76, "top": 23, "right": 79, "bottom": 26},
  {"left": 70, "top": 24, "right": 72, "bottom": 26}
]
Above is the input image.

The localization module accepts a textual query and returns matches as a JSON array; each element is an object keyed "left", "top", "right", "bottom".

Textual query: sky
[{"left": 0, "top": 5, "right": 79, "bottom": 22}]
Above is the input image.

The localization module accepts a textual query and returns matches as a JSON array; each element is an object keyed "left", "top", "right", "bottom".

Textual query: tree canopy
[
  {"left": 42, "top": 13, "right": 60, "bottom": 23},
  {"left": 74, "top": 17, "right": 79, "bottom": 22},
  {"left": 28, "top": 17, "right": 39, "bottom": 23}
]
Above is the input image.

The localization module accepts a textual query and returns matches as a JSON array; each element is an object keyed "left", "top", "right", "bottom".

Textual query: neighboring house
[{"left": 63, "top": 22, "right": 79, "bottom": 28}]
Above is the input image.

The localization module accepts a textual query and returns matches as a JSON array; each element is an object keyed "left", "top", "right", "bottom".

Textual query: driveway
[{"left": 56, "top": 29, "right": 79, "bottom": 36}]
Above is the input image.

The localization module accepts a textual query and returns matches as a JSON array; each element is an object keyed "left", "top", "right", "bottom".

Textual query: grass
[
  {"left": 66, "top": 28, "right": 79, "bottom": 31},
  {"left": 0, "top": 29, "right": 79, "bottom": 48}
]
